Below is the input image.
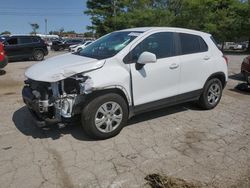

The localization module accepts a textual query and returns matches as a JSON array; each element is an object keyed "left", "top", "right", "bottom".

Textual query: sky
[{"left": 0, "top": 0, "right": 91, "bottom": 34}]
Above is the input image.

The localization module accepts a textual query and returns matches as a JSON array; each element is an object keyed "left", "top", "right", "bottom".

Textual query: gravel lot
[{"left": 0, "top": 51, "right": 249, "bottom": 188}]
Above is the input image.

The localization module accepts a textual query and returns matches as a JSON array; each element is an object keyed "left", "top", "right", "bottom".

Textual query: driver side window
[{"left": 124, "top": 32, "right": 175, "bottom": 64}]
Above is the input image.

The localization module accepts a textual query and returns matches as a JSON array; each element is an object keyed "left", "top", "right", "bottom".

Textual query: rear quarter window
[
  {"left": 210, "top": 36, "right": 220, "bottom": 49},
  {"left": 32, "top": 37, "right": 41, "bottom": 43},
  {"left": 179, "top": 33, "right": 208, "bottom": 55}
]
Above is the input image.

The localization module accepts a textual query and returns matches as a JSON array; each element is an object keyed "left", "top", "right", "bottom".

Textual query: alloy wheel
[{"left": 207, "top": 83, "right": 221, "bottom": 105}]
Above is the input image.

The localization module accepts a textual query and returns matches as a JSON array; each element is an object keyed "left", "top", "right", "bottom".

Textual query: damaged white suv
[{"left": 23, "top": 27, "right": 228, "bottom": 139}]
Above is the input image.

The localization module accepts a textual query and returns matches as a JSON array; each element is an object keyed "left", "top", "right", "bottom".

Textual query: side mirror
[
  {"left": 137, "top": 51, "right": 157, "bottom": 65},
  {"left": 136, "top": 52, "right": 157, "bottom": 70}
]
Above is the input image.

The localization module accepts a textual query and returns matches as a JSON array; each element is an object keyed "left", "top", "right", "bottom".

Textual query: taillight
[
  {"left": 223, "top": 55, "right": 228, "bottom": 65},
  {"left": 0, "top": 43, "right": 4, "bottom": 56}
]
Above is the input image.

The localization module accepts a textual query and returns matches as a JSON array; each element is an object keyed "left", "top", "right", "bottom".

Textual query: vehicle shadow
[
  {"left": 13, "top": 103, "right": 198, "bottom": 141},
  {"left": 127, "top": 104, "right": 192, "bottom": 126},
  {"left": 8, "top": 58, "right": 33, "bottom": 63},
  {"left": 0, "top": 70, "right": 6, "bottom": 76},
  {"left": 229, "top": 73, "right": 244, "bottom": 81},
  {"left": 230, "top": 83, "right": 250, "bottom": 95},
  {"left": 12, "top": 106, "right": 93, "bottom": 141}
]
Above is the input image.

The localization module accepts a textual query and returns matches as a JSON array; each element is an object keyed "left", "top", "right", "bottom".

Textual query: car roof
[
  {"left": 119, "top": 27, "right": 210, "bottom": 36},
  {"left": 9, "top": 35, "right": 40, "bottom": 38}
]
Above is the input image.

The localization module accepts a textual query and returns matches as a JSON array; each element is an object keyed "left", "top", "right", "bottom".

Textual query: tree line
[{"left": 85, "top": 0, "right": 250, "bottom": 48}]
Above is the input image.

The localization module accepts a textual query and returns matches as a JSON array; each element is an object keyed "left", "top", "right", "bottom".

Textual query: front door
[
  {"left": 129, "top": 32, "right": 180, "bottom": 108},
  {"left": 4, "top": 37, "right": 20, "bottom": 58}
]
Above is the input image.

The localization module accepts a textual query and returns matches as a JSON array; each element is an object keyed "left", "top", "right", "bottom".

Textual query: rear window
[{"left": 179, "top": 33, "right": 208, "bottom": 55}]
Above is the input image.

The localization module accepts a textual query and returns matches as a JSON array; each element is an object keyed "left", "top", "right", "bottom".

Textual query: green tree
[
  {"left": 237, "top": 0, "right": 250, "bottom": 51},
  {"left": 85, "top": 0, "right": 250, "bottom": 47},
  {"left": 85, "top": 0, "right": 122, "bottom": 36},
  {"left": 1, "top": 31, "right": 11, "bottom": 35},
  {"left": 84, "top": 31, "right": 94, "bottom": 38},
  {"left": 172, "top": 0, "right": 249, "bottom": 50},
  {"left": 30, "top": 23, "right": 39, "bottom": 35},
  {"left": 85, "top": 0, "right": 174, "bottom": 36}
]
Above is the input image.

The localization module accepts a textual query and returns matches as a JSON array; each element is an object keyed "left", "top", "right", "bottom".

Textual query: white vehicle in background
[
  {"left": 69, "top": 40, "right": 93, "bottom": 53},
  {"left": 224, "top": 42, "right": 243, "bottom": 50},
  {"left": 23, "top": 27, "right": 228, "bottom": 139}
]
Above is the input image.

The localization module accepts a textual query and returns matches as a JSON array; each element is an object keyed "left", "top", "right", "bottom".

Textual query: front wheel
[
  {"left": 81, "top": 93, "right": 128, "bottom": 139},
  {"left": 198, "top": 78, "right": 223, "bottom": 110}
]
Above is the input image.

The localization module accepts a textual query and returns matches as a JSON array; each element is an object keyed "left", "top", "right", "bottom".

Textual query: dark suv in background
[
  {"left": 51, "top": 38, "right": 84, "bottom": 51},
  {"left": 3, "top": 35, "right": 48, "bottom": 61}
]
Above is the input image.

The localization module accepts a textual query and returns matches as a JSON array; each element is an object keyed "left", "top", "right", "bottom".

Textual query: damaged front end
[{"left": 22, "top": 74, "right": 93, "bottom": 127}]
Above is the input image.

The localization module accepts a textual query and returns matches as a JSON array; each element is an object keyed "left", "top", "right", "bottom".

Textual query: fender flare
[{"left": 204, "top": 72, "right": 227, "bottom": 89}]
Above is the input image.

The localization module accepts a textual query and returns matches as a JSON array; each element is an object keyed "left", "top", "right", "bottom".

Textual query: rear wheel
[
  {"left": 33, "top": 50, "right": 44, "bottom": 61},
  {"left": 198, "top": 78, "right": 222, "bottom": 110},
  {"left": 81, "top": 93, "right": 128, "bottom": 139}
]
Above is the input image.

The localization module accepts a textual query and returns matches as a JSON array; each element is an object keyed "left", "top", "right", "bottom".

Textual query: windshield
[{"left": 78, "top": 31, "right": 142, "bottom": 59}]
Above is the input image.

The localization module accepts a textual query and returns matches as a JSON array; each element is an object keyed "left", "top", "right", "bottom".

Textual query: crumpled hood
[{"left": 25, "top": 53, "right": 105, "bottom": 82}]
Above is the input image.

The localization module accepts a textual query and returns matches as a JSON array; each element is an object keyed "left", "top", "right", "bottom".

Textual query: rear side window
[
  {"left": 19, "top": 37, "right": 32, "bottom": 44},
  {"left": 179, "top": 33, "right": 208, "bottom": 55},
  {"left": 131, "top": 32, "right": 175, "bottom": 61},
  {"left": 32, "top": 37, "right": 40, "bottom": 43},
  {"left": 74, "top": 39, "right": 82, "bottom": 43}
]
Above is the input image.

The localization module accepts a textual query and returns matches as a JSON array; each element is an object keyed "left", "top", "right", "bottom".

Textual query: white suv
[{"left": 23, "top": 27, "right": 228, "bottom": 139}]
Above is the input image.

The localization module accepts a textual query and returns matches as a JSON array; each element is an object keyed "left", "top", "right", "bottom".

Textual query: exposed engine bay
[{"left": 22, "top": 74, "right": 93, "bottom": 125}]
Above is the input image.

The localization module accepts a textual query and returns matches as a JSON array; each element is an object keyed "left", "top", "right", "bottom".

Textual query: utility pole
[
  {"left": 113, "top": 0, "right": 116, "bottom": 30},
  {"left": 45, "top": 18, "right": 47, "bottom": 35}
]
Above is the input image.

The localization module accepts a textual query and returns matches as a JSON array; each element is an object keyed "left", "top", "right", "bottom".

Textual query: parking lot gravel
[{"left": 0, "top": 51, "right": 249, "bottom": 188}]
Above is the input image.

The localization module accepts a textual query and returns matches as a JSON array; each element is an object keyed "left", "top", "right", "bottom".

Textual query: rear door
[
  {"left": 18, "top": 37, "right": 33, "bottom": 57},
  {"left": 178, "top": 33, "right": 212, "bottom": 94}
]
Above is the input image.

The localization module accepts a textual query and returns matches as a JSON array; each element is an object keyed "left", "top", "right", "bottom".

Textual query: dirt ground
[{"left": 0, "top": 51, "right": 249, "bottom": 188}]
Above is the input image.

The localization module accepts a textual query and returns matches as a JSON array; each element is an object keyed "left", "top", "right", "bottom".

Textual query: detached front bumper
[
  {"left": 22, "top": 85, "right": 86, "bottom": 128},
  {"left": 22, "top": 86, "right": 60, "bottom": 127}
]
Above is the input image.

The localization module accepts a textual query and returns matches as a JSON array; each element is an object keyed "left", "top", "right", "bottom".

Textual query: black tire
[
  {"left": 33, "top": 50, "right": 44, "bottom": 61},
  {"left": 81, "top": 93, "right": 128, "bottom": 139},
  {"left": 198, "top": 78, "right": 223, "bottom": 110}
]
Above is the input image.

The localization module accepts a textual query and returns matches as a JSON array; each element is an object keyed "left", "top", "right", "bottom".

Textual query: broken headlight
[{"left": 62, "top": 75, "right": 93, "bottom": 95}]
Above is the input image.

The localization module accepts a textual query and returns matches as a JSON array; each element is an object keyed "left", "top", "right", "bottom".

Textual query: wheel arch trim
[
  {"left": 88, "top": 85, "right": 131, "bottom": 106},
  {"left": 204, "top": 72, "right": 227, "bottom": 89}
]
